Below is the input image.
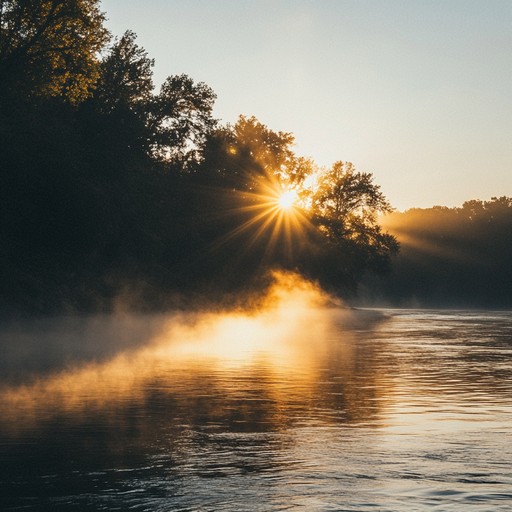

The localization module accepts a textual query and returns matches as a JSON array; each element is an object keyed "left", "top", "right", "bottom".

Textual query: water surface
[{"left": 1, "top": 300, "right": 511, "bottom": 511}]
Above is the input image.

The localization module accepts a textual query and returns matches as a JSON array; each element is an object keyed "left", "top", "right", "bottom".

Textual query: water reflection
[
  {"left": 0, "top": 292, "right": 391, "bottom": 436},
  {"left": 1, "top": 297, "right": 511, "bottom": 511}
]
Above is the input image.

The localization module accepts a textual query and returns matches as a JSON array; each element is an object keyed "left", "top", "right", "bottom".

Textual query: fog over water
[{"left": 1, "top": 276, "right": 511, "bottom": 511}]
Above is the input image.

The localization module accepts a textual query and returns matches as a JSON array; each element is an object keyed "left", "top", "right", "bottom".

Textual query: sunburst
[
  {"left": 191, "top": 176, "right": 313, "bottom": 268},
  {"left": 277, "top": 189, "right": 298, "bottom": 211}
]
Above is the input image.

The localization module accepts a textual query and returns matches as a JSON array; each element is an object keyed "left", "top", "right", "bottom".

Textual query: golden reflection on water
[
  {"left": 0, "top": 276, "right": 392, "bottom": 434},
  {"left": 2, "top": 296, "right": 512, "bottom": 512}
]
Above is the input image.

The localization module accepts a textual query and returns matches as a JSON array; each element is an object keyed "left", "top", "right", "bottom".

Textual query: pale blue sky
[{"left": 100, "top": 0, "right": 512, "bottom": 210}]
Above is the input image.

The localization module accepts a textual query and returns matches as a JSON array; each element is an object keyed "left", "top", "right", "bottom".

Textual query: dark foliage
[
  {"left": 360, "top": 199, "right": 512, "bottom": 308},
  {"left": 0, "top": 0, "right": 109, "bottom": 103},
  {"left": 0, "top": 1, "right": 398, "bottom": 315}
]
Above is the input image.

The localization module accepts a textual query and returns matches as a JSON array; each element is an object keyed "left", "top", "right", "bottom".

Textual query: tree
[
  {"left": 87, "top": 33, "right": 217, "bottom": 167},
  {"left": 200, "top": 115, "right": 314, "bottom": 193},
  {"left": 312, "top": 161, "right": 392, "bottom": 240},
  {"left": 0, "top": 0, "right": 109, "bottom": 104},
  {"left": 364, "top": 197, "right": 512, "bottom": 308},
  {"left": 85, "top": 30, "right": 155, "bottom": 158},
  {"left": 308, "top": 161, "right": 399, "bottom": 285},
  {"left": 198, "top": 118, "right": 398, "bottom": 293},
  {"left": 231, "top": 115, "right": 295, "bottom": 180},
  {"left": 148, "top": 74, "right": 217, "bottom": 166},
  {"left": 93, "top": 30, "right": 154, "bottom": 114}
]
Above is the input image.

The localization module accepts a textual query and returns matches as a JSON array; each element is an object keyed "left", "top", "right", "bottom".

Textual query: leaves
[
  {"left": 148, "top": 74, "right": 217, "bottom": 165},
  {"left": 0, "top": 0, "right": 110, "bottom": 104},
  {"left": 94, "top": 30, "right": 154, "bottom": 113},
  {"left": 0, "top": 4, "right": 399, "bottom": 307},
  {"left": 312, "top": 161, "right": 393, "bottom": 242}
]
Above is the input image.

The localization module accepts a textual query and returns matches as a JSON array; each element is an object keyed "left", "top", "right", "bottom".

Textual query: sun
[{"left": 277, "top": 189, "right": 298, "bottom": 211}]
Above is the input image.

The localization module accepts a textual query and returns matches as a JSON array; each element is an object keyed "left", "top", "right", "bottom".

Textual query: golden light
[
  {"left": 200, "top": 175, "right": 314, "bottom": 265},
  {"left": 277, "top": 189, "right": 298, "bottom": 211},
  {"left": 0, "top": 277, "right": 364, "bottom": 431}
]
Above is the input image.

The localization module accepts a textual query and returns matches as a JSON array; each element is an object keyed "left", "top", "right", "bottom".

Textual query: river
[{"left": 1, "top": 295, "right": 511, "bottom": 510}]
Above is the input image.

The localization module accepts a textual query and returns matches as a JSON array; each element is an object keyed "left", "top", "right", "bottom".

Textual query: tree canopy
[
  {"left": 0, "top": 1, "right": 399, "bottom": 313},
  {"left": 360, "top": 197, "right": 512, "bottom": 308},
  {"left": 86, "top": 30, "right": 217, "bottom": 165},
  {"left": 195, "top": 118, "right": 398, "bottom": 294},
  {"left": 93, "top": 30, "right": 154, "bottom": 113},
  {"left": 0, "top": 0, "right": 109, "bottom": 104}
]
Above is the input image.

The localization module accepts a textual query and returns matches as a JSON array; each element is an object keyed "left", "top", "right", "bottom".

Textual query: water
[{"left": 1, "top": 302, "right": 511, "bottom": 511}]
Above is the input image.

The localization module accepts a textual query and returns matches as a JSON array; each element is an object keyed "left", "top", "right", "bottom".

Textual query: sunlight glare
[{"left": 278, "top": 189, "right": 298, "bottom": 210}]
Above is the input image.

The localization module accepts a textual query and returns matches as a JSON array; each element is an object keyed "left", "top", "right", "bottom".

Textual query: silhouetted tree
[
  {"left": 297, "top": 161, "right": 398, "bottom": 291},
  {"left": 312, "top": 161, "right": 394, "bottom": 241},
  {"left": 88, "top": 32, "right": 217, "bottom": 167},
  {"left": 0, "top": 0, "right": 109, "bottom": 104},
  {"left": 200, "top": 115, "right": 314, "bottom": 193},
  {"left": 0, "top": 2, "right": 398, "bottom": 313},
  {"left": 198, "top": 119, "right": 398, "bottom": 294},
  {"left": 361, "top": 197, "right": 512, "bottom": 308},
  {"left": 83, "top": 30, "right": 155, "bottom": 159},
  {"left": 148, "top": 74, "right": 217, "bottom": 166},
  {"left": 94, "top": 30, "right": 154, "bottom": 112}
]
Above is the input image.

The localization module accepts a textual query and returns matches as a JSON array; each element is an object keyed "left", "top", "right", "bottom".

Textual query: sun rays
[
  {"left": 200, "top": 178, "right": 313, "bottom": 265},
  {"left": 277, "top": 189, "right": 298, "bottom": 211}
]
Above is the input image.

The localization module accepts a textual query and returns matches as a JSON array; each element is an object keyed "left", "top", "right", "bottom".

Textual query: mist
[
  {"left": 357, "top": 199, "right": 512, "bottom": 309},
  {"left": 0, "top": 271, "right": 391, "bottom": 438},
  {"left": 0, "top": 272, "right": 385, "bottom": 386}
]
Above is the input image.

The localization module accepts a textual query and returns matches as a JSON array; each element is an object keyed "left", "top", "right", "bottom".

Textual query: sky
[{"left": 100, "top": 0, "right": 512, "bottom": 211}]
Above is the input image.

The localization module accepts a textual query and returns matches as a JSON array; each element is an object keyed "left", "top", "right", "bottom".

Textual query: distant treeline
[
  {"left": 360, "top": 198, "right": 512, "bottom": 309},
  {"left": 0, "top": 1, "right": 397, "bottom": 314}
]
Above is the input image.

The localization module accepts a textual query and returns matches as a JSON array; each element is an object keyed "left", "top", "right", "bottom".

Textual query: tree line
[
  {"left": 0, "top": 0, "right": 398, "bottom": 314},
  {"left": 359, "top": 198, "right": 512, "bottom": 309}
]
